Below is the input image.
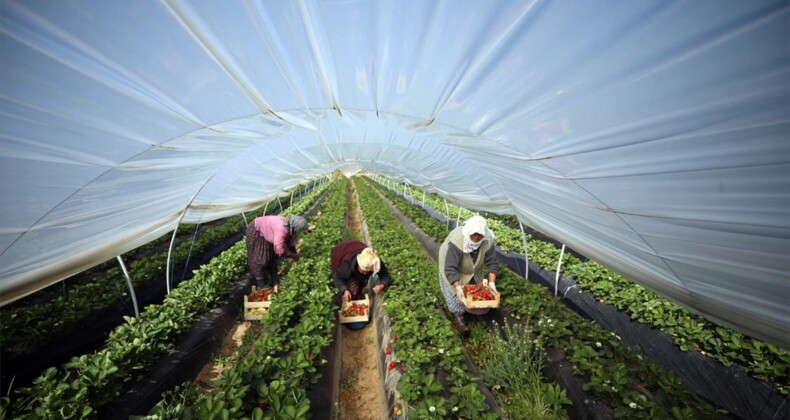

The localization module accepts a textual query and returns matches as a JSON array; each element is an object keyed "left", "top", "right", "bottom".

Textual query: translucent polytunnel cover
[{"left": 0, "top": 0, "right": 788, "bottom": 347}]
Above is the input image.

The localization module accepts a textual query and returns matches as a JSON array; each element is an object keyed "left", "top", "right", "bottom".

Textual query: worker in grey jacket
[{"left": 438, "top": 215, "right": 499, "bottom": 334}]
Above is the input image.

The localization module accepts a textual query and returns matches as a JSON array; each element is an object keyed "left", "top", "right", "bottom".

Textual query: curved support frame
[
  {"left": 519, "top": 221, "right": 529, "bottom": 281},
  {"left": 554, "top": 244, "right": 566, "bottom": 297},
  {"left": 117, "top": 255, "right": 140, "bottom": 318}
]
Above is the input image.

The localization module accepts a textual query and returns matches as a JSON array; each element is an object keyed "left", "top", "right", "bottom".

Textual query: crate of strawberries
[
  {"left": 462, "top": 281, "right": 500, "bottom": 309},
  {"left": 339, "top": 294, "right": 370, "bottom": 324},
  {"left": 243, "top": 285, "right": 278, "bottom": 320}
]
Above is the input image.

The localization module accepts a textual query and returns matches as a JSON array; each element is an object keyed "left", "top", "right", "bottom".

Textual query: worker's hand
[
  {"left": 290, "top": 253, "right": 301, "bottom": 261},
  {"left": 489, "top": 282, "right": 498, "bottom": 294},
  {"left": 343, "top": 290, "right": 351, "bottom": 302},
  {"left": 373, "top": 284, "right": 385, "bottom": 294},
  {"left": 455, "top": 285, "right": 465, "bottom": 300}
]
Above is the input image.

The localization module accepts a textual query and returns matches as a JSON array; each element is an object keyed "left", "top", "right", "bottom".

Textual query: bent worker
[
  {"left": 331, "top": 240, "right": 391, "bottom": 303},
  {"left": 438, "top": 215, "right": 499, "bottom": 334},
  {"left": 246, "top": 214, "right": 308, "bottom": 289}
]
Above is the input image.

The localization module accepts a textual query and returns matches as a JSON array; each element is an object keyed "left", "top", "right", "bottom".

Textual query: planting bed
[
  {"left": 6, "top": 173, "right": 784, "bottom": 420},
  {"left": 370, "top": 176, "right": 789, "bottom": 420},
  {"left": 3, "top": 183, "right": 332, "bottom": 418},
  {"left": 0, "top": 186, "right": 326, "bottom": 398}
]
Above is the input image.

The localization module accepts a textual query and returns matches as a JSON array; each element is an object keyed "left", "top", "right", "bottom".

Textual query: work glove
[
  {"left": 455, "top": 285, "right": 465, "bottom": 301},
  {"left": 489, "top": 282, "right": 498, "bottom": 294}
]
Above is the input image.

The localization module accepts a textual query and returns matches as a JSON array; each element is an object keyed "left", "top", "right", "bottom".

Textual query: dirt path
[
  {"left": 337, "top": 180, "right": 386, "bottom": 419},
  {"left": 194, "top": 321, "right": 254, "bottom": 392}
]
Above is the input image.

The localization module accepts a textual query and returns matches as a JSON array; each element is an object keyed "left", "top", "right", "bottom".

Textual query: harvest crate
[
  {"left": 339, "top": 294, "right": 370, "bottom": 323},
  {"left": 462, "top": 283, "right": 500, "bottom": 309},
  {"left": 243, "top": 285, "right": 277, "bottom": 321}
]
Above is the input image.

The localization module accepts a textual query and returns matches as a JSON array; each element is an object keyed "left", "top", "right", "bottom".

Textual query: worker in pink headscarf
[{"left": 246, "top": 214, "right": 308, "bottom": 288}]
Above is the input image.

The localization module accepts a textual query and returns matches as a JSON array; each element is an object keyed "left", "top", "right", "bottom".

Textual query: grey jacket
[{"left": 438, "top": 226, "right": 498, "bottom": 287}]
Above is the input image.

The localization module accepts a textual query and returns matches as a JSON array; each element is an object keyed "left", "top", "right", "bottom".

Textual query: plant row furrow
[
  {"left": 6, "top": 182, "right": 331, "bottom": 419},
  {"left": 150, "top": 176, "right": 347, "bottom": 419},
  {"left": 354, "top": 179, "right": 499, "bottom": 419},
  {"left": 367, "top": 177, "right": 723, "bottom": 418},
  {"left": 1, "top": 183, "right": 327, "bottom": 358},
  {"left": 376, "top": 176, "right": 789, "bottom": 396}
]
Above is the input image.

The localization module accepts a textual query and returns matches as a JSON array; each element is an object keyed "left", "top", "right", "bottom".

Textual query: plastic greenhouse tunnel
[{"left": 0, "top": 1, "right": 788, "bottom": 419}]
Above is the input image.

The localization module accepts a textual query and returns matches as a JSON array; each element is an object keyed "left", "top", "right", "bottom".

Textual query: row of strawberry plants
[
  {"left": 5, "top": 183, "right": 331, "bottom": 419},
  {"left": 376, "top": 176, "right": 790, "bottom": 396},
  {"left": 367, "top": 177, "right": 724, "bottom": 418},
  {"left": 149, "top": 177, "right": 348, "bottom": 419},
  {"left": 354, "top": 179, "right": 500, "bottom": 419},
  {"left": 363, "top": 181, "right": 571, "bottom": 417},
  {"left": 1, "top": 182, "right": 329, "bottom": 359}
]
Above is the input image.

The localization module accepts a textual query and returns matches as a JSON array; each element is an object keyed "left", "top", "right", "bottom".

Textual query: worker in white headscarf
[
  {"left": 438, "top": 215, "right": 499, "bottom": 334},
  {"left": 331, "top": 240, "right": 391, "bottom": 302}
]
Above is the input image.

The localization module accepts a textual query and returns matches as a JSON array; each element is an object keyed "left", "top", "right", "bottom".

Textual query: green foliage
[
  {"left": 0, "top": 186, "right": 329, "bottom": 358},
  {"left": 9, "top": 183, "right": 333, "bottom": 418},
  {"left": 375, "top": 176, "right": 789, "bottom": 397},
  {"left": 148, "top": 179, "right": 346, "bottom": 418},
  {"left": 355, "top": 178, "right": 497, "bottom": 417},
  {"left": 369, "top": 176, "right": 725, "bottom": 418},
  {"left": 467, "top": 321, "right": 565, "bottom": 419}
]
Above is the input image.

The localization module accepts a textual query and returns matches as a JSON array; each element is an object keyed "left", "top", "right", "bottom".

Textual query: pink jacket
[{"left": 253, "top": 215, "right": 292, "bottom": 256}]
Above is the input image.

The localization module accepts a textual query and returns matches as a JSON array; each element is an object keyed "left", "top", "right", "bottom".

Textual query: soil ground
[
  {"left": 338, "top": 322, "right": 384, "bottom": 420},
  {"left": 338, "top": 180, "right": 386, "bottom": 419},
  {"left": 195, "top": 321, "right": 253, "bottom": 392}
]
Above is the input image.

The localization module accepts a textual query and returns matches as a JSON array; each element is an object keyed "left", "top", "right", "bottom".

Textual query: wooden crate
[
  {"left": 339, "top": 294, "right": 370, "bottom": 323},
  {"left": 462, "top": 284, "right": 500, "bottom": 309},
  {"left": 243, "top": 285, "right": 277, "bottom": 321}
]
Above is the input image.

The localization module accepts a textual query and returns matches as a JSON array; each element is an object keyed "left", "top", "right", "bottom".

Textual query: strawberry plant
[
  {"left": 354, "top": 179, "right": 498, "bottom": 419},
  {"left": 372, "top": 176, "right": 790, "bottom": 397},
  {"left": 149, "top": 176, "right": 347, "bottom": 418},
  {"left": 1, "top": 182, "right": 332, "bottom": 361},
  {"left": 367, "top": 176, "right": 725, "bottom": 418},
  {"left": 8, "top": 182, "right": 333, "bottom": 418}
]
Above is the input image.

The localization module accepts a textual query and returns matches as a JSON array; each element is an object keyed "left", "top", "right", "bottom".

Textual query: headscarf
[
  {"left": 290, "top": 215, "right": 308, "bottom": 233},
  {"left": 461, "top": 215, "right": 492, "bottom": 253},
  {"left": 356, "top": 247, "right": 381, "bottom": 274}
]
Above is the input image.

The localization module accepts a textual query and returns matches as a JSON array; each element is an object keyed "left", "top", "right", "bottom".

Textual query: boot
[{"left": 453, "top": 313, "right": 469, "bottom": 334}]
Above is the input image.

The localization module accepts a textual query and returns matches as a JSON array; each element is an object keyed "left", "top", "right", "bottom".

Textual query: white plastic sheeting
[{"left": 0, "top": 0, "right": 787, "bottom": 346}]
